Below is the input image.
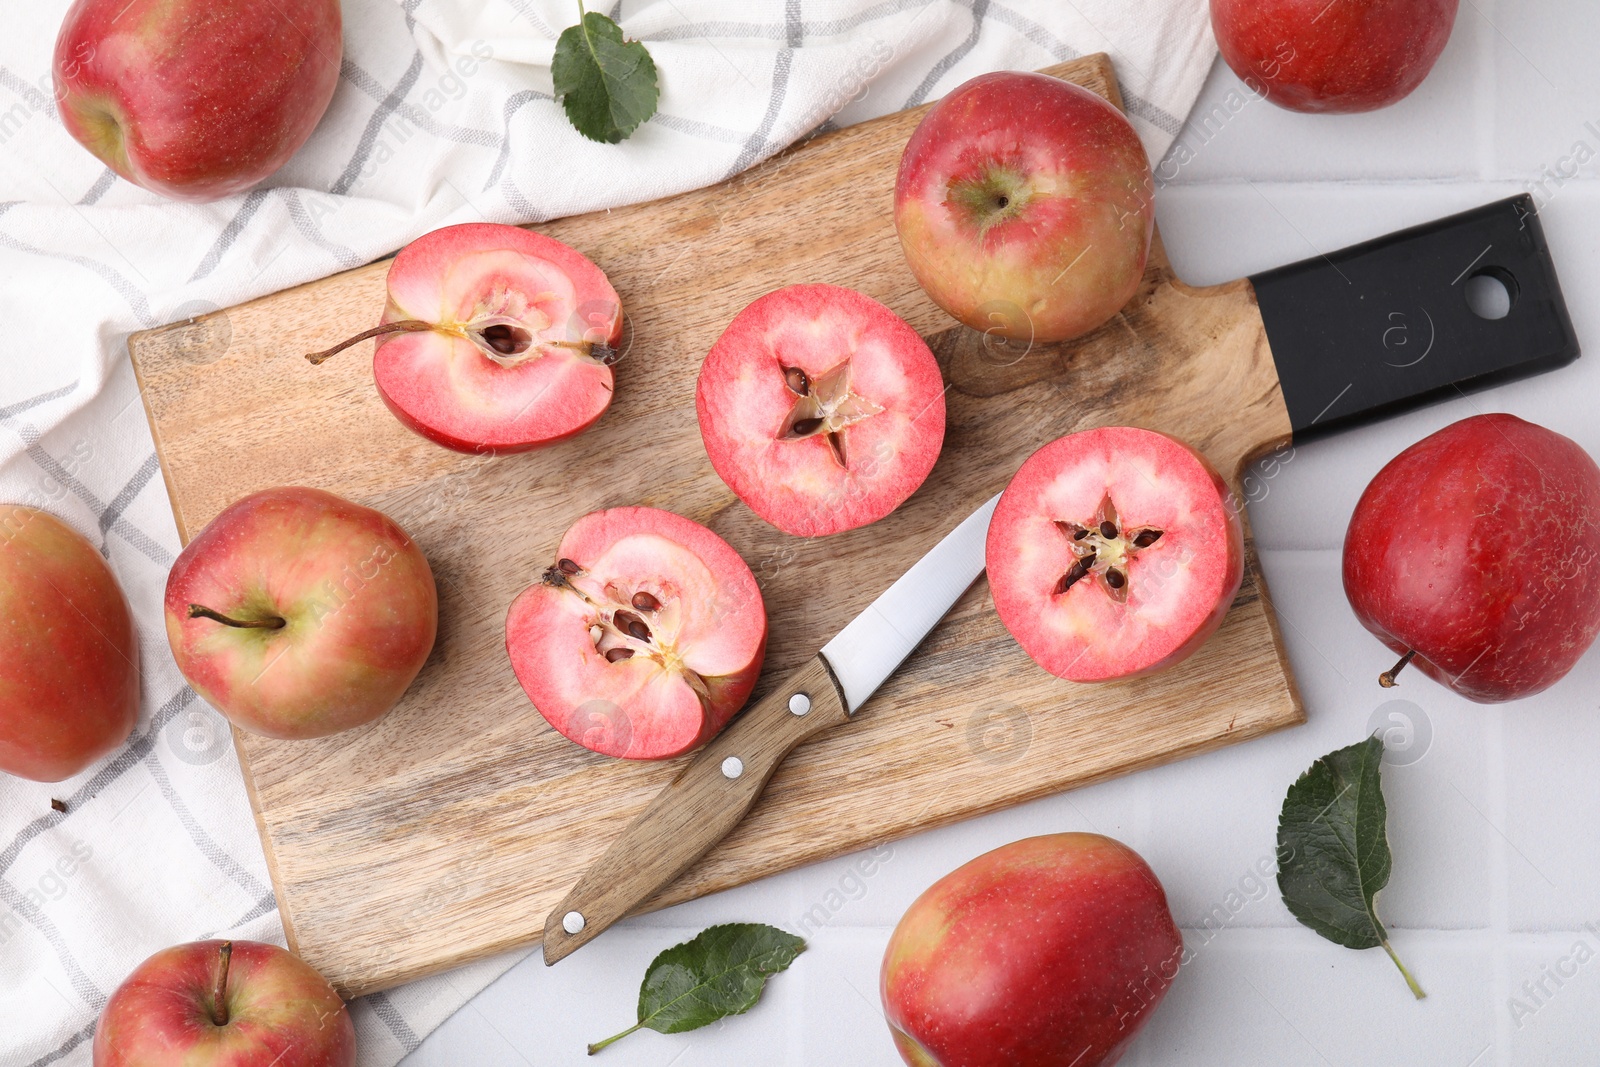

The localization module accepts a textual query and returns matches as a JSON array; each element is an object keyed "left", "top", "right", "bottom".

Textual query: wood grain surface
[{"left": 129, "top": 54, "right": 1304, "bottom": 997}]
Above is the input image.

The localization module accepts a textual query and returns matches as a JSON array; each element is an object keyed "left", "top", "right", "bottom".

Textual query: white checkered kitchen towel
[{"left": 0, "top": 1, "right": 1217, "bottom": 1063}]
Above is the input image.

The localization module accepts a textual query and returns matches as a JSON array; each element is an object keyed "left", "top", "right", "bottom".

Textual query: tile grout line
[
  {"left": 1161, "top": 176, "right": 1600, "bottom": 190},
  {"left": 1488, "top": 703, "right": 1513, "bottom": 1067},
  {"left": 1476, "top": 8, "right": 1511, "bottom": 1060},
  {"left": 1478, "top": 15, "right": 1512, "bottom": 1063},
  {"left": 1474, "top": 0, "right": 1498, "bottom": 183}
]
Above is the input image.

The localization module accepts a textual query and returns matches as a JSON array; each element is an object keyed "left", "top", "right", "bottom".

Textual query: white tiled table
[{"left": 404, "top": 8, "right": 1600, "bottom": 1064}]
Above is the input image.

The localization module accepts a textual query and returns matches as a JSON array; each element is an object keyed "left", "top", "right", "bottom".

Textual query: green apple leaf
[
  {"left": 588, "top": 923, "right": 805, "bottom": 1054},
  {"left": 552, "top": 8, "right": 659, "bottom": 144},
  {"left": 1277, "top": 734, "right": 1424, "bottom": 999}
]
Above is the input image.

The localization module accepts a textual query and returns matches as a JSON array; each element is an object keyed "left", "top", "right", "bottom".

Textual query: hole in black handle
[{"left": 1465, "top": 266, "right": 1518, "bottom": 320}]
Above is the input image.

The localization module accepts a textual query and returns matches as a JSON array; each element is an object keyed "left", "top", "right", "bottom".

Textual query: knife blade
[{"left": 541, "top": 494, "right": 1001, "bottom": 964}]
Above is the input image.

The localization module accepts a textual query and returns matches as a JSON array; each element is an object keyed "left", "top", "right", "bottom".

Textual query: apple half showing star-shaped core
[
  {"left": 987, "top": 427, "right": 1244, "bottom": 682},
  {"left": 696, "top": 283, "right": 947, "bottom": 537}
]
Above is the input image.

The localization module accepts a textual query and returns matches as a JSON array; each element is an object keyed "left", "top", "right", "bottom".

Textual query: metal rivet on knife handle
[
  {"left": 562, "top": 911, "right": 585, "bottom": 935},
  {"left": 721, "top": 757, "right": 744, "bottom": 779},
  {"left": 788, "top": 693, "right": 811, "bottom": 716}
]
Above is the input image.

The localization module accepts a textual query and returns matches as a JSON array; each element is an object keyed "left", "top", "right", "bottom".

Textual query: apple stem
[
  {"left": 1379, "top": 649, "right": 1415, "bottom": 688},
  {"left": 549, "top": 339, "right": 621, "bottom": 365},
  {"left": 587, "top": 1023, "right": 642, "bottom": 1055},
  {"left": 305, "top": 320, "right": 435, "bottom": 364},
  {"left": 1381, "top": 938, "right": 1426, "bottom": 1000},
  {"left": 211, "top": 941, "right": 233, "bottom": 1027},
  {"left": 188, "top": 604, "right": 286, "bottom": 630}
]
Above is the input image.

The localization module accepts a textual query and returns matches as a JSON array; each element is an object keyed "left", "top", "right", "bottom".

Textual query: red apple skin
[
  {"left": 895, "top": 71, "right": 1154, "bottom": 344},
  {"left": 1343, "top": 414, "right": 1600, "bottom": 703},
  {"left": 882, "top": 833, "right": 1183, "bottom": 1067},
  {"left": 1211, "top": 0, "right": 1458, "bottom": 114},
  {"left": 94, "top": 940, "right": 356, "bottom": 1067},
  {"left": 54, "top": 0, "right": 342, "bottom": 202},
  {"left": 0, "top": 507, "right": 139, "bottom": 782},
  {"left": 164, "top": 487, "right": 438, "bottom": 740}
]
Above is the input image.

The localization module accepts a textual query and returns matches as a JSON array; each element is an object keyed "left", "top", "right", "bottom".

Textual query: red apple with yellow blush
[
  {"left": 895, "top": 71, "right": 1155, "bottom": 345},
  {"left": 882, "top": 834, "right": 1182, "bottom": 1067},
  {"left": 164, "top": 487, "right": 438, "bottom": 740},
  {"left": 93, "top": 940, "right": 355, "bottom": 1067},
  {"left": 0, "top": 506, "right": 139, "bottom": 782}
]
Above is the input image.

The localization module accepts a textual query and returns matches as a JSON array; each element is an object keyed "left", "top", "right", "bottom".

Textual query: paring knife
[
  {"left": 542, "top": 493, "right": 1000, "bottom": 964},
  {"left": 543, "top": 193, "right": 1582, "bottom": 964}
]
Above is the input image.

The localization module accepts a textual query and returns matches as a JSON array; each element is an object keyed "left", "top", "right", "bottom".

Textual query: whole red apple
[
  {"left": 881, "top": 833, "right": 1183, "bottom": 1067},
  {"left": 94, "top": 940, "right": 356, "bottom": 1067},
  {"left": 1211, "top": 0, "right": 1458, "bottom": 114},
  {"left": 53, "top": 0, "right": 342, "bottom": 202},
  {"left": 895, "top": 71, "right": 1154, "bottom": 344},
  {"left": 0, "top": 506, "right": 138, "bottom": 782},
  {"left": 1344, "top": 413, "right": 1600, "bottom": 702},
  {"left": 165, "top": 487, "right": 438, "bottom": 740}
]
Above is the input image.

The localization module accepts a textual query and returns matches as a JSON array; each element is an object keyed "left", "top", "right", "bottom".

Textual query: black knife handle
[{"left": 1252, "top": 195, "right": 1579, "bottom": 440}]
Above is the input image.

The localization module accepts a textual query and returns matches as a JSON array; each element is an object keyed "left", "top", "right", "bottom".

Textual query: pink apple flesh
[
  {"left": 882, "top": 833, "right": 1183, "bottom": 1067},
  {"left": 164, "top": 487, "right": 438, "bottom": 740},
  {"left": 986, "top": 427, "right": 1243, "bottom": 682},
  {"left": 94, "top": 940, "right": 356, "bottom": 1067},
  {"left": 314, "top": 223, "right": 624, "bottom": 454},
  {"left": 0, "top": 506, "right": 139, "bottom": 782},
  {"left": 696, "top": 283, "right": 946, "bottom": 537},
  {"left": 895, "top": 71, "right": 1155, "bottom": 344},
  {"left": 54, "top": 0, "right": 342, "bottom": 202},
  {"left": 506, "top": 507, "right": 767, "bottom": 759}
]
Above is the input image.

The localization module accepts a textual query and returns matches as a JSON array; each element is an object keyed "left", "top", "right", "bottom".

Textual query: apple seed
[{"left": 614, "top": 610, "right": 652, "bottom": 641}]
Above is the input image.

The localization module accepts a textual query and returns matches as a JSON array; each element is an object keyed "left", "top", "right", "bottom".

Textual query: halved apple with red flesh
[
  {"left": 986, "top": 427, "right": 1243, "bottom": 682},
  {"left": 696, "top": 284, "right": 946, "bottom": 537},
  {"left": 505, "top": 507, "right": 767, "bottom": 759},
  {"left": 308, "top": 223, "right": 623, "bottom": 454}
]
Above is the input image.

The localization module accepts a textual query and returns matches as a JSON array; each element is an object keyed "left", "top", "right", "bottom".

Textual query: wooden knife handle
[{"left": 541, "top": 654, "right": 850, "bottom": 964}]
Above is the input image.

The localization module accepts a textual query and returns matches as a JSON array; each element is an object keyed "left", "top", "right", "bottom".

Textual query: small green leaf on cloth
[
  {"left": 552, "top": 8, "right": 660, "bottom": 143},
  {"left": 588, "top": 923, "right": 806, "bottom": 1054},
  {"left": 1277, "top": 734, "right": 1425, "bottom": 999}
]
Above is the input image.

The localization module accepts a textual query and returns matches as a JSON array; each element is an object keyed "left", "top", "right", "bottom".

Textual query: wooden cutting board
[{"left": 129, "top": 54, "right": 1304, "bottom": 998}]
